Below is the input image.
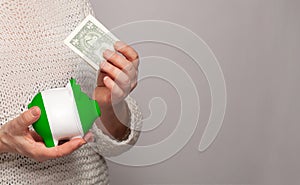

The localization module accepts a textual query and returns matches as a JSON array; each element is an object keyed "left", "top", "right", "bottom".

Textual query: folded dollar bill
[{"left": 64, "top": 15, "right": 119, "bottom": 71}]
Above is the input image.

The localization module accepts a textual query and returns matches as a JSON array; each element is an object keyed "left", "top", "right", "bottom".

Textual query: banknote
[{"left": 64, "top": 15, "right": 119, "bottom": 71}]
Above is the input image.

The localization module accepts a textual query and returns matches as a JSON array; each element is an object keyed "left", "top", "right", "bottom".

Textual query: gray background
[{"left": 90, "top": 0, "right": 300, "bottom": 184}]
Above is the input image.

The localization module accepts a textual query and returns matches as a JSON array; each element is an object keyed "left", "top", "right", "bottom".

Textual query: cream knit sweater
[{"left": 0, "top": 0, "right": 142, "bottom": 184}]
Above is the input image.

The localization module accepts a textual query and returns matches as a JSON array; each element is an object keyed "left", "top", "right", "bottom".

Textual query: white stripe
[
  {"left": 66, "top": 82, "right": 84, "bottom": 136},
  {"left": 41, "top": 85, "right": 83, "bottom": 146}
]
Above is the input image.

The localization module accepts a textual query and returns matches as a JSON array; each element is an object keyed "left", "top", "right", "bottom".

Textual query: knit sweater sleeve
[
  {"left": 72, "top": 0, "right": 143, "bottom": 157},
  {"left": 88, "top": 95, "right": 142, "bottom": 157}
]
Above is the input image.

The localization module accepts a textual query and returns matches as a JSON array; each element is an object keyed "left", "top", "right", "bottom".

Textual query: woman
[{"left": 0, "top": 0, "right": 142, "bottom": 184}]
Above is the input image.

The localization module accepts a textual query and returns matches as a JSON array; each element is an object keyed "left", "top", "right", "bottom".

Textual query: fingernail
[
  {"left": 103, "top": 76, "right": 109, "bottom": 82},
  {"left": 103, "top": 49, "right": 113, "bottom": 58},
  {"left": 31, "top": 107, "right": 40, "bottom": 117},
  {"left": 114, "top": 41, "right": 125, "bottom": 49}
]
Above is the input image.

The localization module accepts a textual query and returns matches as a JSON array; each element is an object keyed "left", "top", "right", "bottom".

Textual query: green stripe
[
  {"left": 70, "top": 78, "right": 101, "bottom": 133},
  {"left": 28, "top": 92, "right": 55, "bottom": 147}
]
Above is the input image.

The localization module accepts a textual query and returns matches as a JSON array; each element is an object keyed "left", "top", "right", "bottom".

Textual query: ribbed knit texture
[{"left": 0, "top": 0, "right": 142, "bottom": 184}]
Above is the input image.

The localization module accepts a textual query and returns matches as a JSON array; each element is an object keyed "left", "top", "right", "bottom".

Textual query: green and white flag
[{"left": 28, "top": 79, "right": 101, "bottom": 147}]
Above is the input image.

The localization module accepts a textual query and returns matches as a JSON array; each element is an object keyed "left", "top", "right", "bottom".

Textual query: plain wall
[{"left": 90, "top": 0, "right": 300, "bottom": 184}]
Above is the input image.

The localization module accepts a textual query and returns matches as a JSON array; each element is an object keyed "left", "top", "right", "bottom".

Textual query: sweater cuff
[{"left": 88, "top": 96, "right": 142, "bottom": 157}]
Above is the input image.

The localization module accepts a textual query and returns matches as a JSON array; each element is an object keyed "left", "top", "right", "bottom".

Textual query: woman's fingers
[
  {"left": 25, "top": 138, "right": 86, "bottom": 162},
  {"left": 1, "top": 108, "right": 86, "bottom": 162},
  {"left": 95, "top": 41, "right": 139, "bottom": 106},
  {"left": 96, "top": 70, "right": 107, "bottom": 87},
  {"left": 102, "top": 51, "right": 137, "bottom": 89},
  {"left": 103, "top": 50, "right": 128, "bottom": 70},
  {"left": 45, "top": 138, "right": 85, "bottom": 159},
  {"left": 103, "top": 76, "right": 126, "bottom": 101},
  {"left": 13, "top": 107, "right": 40, "bottom": 133},
  {"left": 29, "top": 131, "right": 43, "bottom": 142},
  {"left": 94, "top": 84, "right": 126, "bottom": 106},
  {"left": 114, "top": 41, "right": 139, "bottom": 69},
  {"left": 103, "top": 50, "right": 137, "bottom": 80},
  {"left": 100, "top": 61, "right": 131, "bottom": 91}
]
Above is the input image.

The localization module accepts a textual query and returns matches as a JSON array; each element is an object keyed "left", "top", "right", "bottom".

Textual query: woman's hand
[
  {"left": 93, "top": 41, "right": 139, "bottom": 140},
  {"left": 0, "top": 106, "right": 86, "bottom": 162},
  {"left": 94, "top": 41, "right": 139, "bottom": 107}
]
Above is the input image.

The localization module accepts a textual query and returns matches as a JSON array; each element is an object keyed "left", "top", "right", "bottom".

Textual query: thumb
[
  {"left": 97, "top": 71, "right": 108, "bottom": 87},
  {"left": 15, "top": 106, "right": 41, "bottom": 130}
]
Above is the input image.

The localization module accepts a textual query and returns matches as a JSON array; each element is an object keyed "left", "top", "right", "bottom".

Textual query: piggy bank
[{"left": 28, "top": 78, "right": 101, "bottom": 147}]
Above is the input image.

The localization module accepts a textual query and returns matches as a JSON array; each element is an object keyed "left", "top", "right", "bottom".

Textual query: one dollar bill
[{"left": 64, "top": 15, "right": 119, "bottom": 71}]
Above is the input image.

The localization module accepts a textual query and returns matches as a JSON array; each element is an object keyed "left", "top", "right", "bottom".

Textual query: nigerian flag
[{"left": 28, "top": 78, "right": 101, "bottom": 147}]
